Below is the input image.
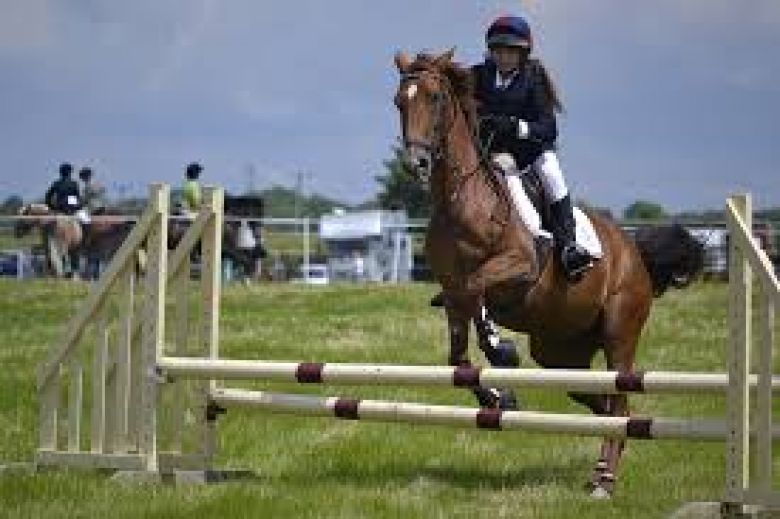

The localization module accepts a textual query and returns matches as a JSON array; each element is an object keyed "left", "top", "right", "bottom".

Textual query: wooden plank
[
  {"left": 755, "top": 288, "right": 774, "bottom": 494},
  {"left": 35, "top": 450, "right": 146, "bottom": 471},
  {"left": 170, "top": 262, "right": 191, "bottom": 453},
  {"left": 39, "top": 371, "right": 60, "bottom": 451},
  {"left": 67, "top": 359, "right": 83, "bottom": 452},
  {"left": 169, "top": 209, "right": 210, "bottom": 279},
  {"left": 743, "top": 488, "right": 780, "bottom": 509},
  {"left": 726, "top": 199, "right": 780, "bottom": 307},
  {"left": 113, "top": 266, "right": 134, "bottom": 453},
  {"left": 138, "top": 184, "right": 168, "bottom": 473},
  {"left": 199, "top": 187, "right": 223, "bottom": 471},
  {"left": 724, "top": 193, "right": 752, "bottom": 505},
  {"left": 37, "top": 193, "right": 160, "bottom": 388},
  {"left": 91, "top": 309, "right": 109, "bottom": 453},
  {"left": 211, "top": 388, "right": 780, "bottom": 441},
  {"left": 158, "top": 357, "right": 780, "bottom": 393}
]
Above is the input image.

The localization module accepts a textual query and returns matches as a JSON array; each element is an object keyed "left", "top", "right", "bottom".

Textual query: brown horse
[
  {"left": 393, "top": 50, "right": 704, "bottom": 497},
  {"left": 15, "top": 204, "right": 83, "bottom": 277},
  {"left": 15, "top": 204, "right": 136, "bottom": 279}
]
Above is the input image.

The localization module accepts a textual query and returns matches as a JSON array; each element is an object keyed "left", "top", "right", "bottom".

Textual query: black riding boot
[{"left": 549, "top": 195, "right": 594, "bottom": 282}]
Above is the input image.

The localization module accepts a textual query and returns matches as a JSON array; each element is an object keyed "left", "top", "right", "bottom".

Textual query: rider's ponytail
[{"left": 530, "top": 58, "right": 564, "bottom": 114}]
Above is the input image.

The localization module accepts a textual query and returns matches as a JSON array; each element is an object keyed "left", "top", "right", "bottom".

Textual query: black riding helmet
[
  {"left": 59, "top": 162, "right": 73, "bottom": 178},
  {"left": 185, "top": 162, "right": 203, "bottom": 180},
  {"left": 78, "top": 167, "right": 93, "bottom": 181}
]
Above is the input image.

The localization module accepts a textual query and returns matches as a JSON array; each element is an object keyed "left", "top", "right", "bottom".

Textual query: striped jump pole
[
  {"left": 159, "top": 357, "right": 780, "bottom": 395},
  {"left": 211, "top": 387, "right": 780, "bottom": 442}
]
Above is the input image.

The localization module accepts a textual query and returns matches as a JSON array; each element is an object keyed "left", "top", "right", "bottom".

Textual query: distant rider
[
  {"left": 44, "top": 163, "right": 82, "bottom": 215},
  {"left": 78, "top": 167, "right": 107, "bottom": 216},
  {"left": 180, "top": 162, "right": 203, "bottom": 214}
]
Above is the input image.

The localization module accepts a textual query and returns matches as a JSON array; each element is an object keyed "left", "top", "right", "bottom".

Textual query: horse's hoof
[
  {"left": 473, "top": 387, "right": 500, "bottom": 408},
  {"left": 498, "top": 389, "right": 519, "bottom": 411},
  {"left": 589, "top": 486, "right": 612, "bottom": 500}
]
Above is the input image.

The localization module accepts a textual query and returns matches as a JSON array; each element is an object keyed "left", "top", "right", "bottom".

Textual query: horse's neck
[
  {"left": 431, "top": 109, "right": 510, "bottom": 227},
  {"left": 430, "top": 107, "right": 480, "bottom": 207}
]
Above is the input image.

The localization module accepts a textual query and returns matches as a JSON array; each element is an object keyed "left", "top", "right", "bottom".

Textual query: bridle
[{"left": 398, "top": 69, "right": 454, "bottom": 167}]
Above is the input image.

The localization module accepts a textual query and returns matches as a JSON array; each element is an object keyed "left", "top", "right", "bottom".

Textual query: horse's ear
[
  {"left": 434, "top": 47, "right": 456, "bottom": 66},
  {"left": 395, "top": 51, "right": 411, "bottom": 73}
]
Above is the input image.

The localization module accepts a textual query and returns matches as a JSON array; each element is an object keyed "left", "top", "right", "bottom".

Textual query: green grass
[{"left": 0, "top": 280, "right": 777, "bottom": 518}]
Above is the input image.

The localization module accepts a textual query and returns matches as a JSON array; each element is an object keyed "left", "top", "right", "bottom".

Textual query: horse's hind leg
[
  {"left": 589, "top": 291, "right": 650, "bottom": 498},
  {"left": 530, "top": 334, "right": 618, "bottom": 497}
]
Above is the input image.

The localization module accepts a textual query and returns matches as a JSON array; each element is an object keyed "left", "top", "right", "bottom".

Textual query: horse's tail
[{"left": 632, "top": 223, "right": 705, "bottom": 297}]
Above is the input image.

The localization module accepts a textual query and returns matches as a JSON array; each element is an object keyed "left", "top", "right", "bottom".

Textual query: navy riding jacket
[
  {"left": 44, "top": 178, "right": 81, "bottom": 214},
  {"left": 472, "top": 59, "right": 558, "bottom": 170}
]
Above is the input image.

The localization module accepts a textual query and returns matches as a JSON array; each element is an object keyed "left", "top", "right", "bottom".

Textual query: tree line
[{"left": 2, "top": 147, "right": 779, "bottom": 223}]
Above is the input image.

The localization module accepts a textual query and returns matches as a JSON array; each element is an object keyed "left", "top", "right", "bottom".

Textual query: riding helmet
[
  {"left": 185, "top": 162, "right": 203, "bottom": 180},
  {"left": 486, "top": 15, "right": 533, "bottom": 50}
]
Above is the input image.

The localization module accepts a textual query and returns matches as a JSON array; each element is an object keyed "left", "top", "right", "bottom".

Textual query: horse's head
[
  {"left": 14, "top": 203, "right": 49, "bottom": 237},
  {"left": 394, "top": 49, "right": 474, "bottom": 184}
]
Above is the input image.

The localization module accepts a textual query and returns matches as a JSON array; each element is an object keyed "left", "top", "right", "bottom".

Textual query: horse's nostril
[{"left": 418, "top": 157, "right": 429, "bottom": 170}]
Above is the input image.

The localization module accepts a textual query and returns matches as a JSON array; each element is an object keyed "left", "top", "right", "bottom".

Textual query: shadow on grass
[{"left": 275, "top": 454, "right": 594, "bottom": 491}]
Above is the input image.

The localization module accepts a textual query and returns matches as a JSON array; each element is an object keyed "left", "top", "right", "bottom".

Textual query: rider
[
  {"left": 78, "top": 167, "right": 107, "bottom": 216},
  {"left": 180, "top": 162, "right": 203, "bottom": 214},
  {"left": 474, "top": 15, "right": 594, "bottom": 281},
  {"left": 44, "top": 163, "right": 82, "bottom": 215}
]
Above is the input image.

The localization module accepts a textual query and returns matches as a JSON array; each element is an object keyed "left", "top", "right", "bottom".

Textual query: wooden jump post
[{"left": 32, "top": 186, "right": 778, "bottom": 514}]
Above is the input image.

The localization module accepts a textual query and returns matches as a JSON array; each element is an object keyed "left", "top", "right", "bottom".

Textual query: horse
[
  {"left": 393, "top": 50, "right": 704, "bottom": 497},
  {"left": 15, "top": 204, "right": 83, "bottom": 277}
]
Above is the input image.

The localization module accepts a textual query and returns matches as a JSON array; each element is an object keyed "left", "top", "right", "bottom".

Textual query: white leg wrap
[
  {"left": 492, "top": 153, "right": 547, "bottom": 237},
  {"left": 533, "top": 151, "right": 569, "bottom": 202}
]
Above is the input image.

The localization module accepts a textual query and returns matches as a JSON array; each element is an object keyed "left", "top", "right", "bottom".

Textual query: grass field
[{"left": 0, "top": 279, "right": 777, "bottom": 518}]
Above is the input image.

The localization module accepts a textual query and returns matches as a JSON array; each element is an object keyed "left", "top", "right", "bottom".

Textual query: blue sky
[{"left": 0, "top": 1, "right": 778, "bottom": 212}]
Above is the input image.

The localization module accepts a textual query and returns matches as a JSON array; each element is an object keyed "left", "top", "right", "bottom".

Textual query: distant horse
[
  {"left": 15, "top": 204, "right": 82, "bottom": 277},
  {"left": 168, "top": 216, "right": 267, "bottom": 281},
  {"left": 80, "top": 214, "right": 135, "bottom": 280},
  {"left": 393, "top": 50, "right": 704, "bottom": 497}
]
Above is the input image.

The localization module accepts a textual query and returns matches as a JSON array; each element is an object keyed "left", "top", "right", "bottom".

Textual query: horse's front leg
[
  {"left": 473, "top": 305, "right": 520, "bottom": 410},
  {"left": 445, "top": 293, "right": 501, "bottom": 408}
]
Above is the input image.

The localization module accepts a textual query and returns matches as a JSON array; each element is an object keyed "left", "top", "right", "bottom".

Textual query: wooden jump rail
[
  {"left": 158, "top": 357, "right": 780, "bottom": 394},
  {"left": 33, "top": 186, "right": 778, "bottom": 514}
]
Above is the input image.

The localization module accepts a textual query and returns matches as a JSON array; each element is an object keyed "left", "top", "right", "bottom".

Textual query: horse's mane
[{"left": 408, "top": 53, "right": 478, "bottom": 133}]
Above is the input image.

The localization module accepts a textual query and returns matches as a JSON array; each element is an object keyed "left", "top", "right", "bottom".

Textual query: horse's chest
[{"left": 425, "top": 221, "right": 490, "bottom": 279}]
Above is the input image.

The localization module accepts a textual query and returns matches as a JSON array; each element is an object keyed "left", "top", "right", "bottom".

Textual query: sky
[{"left": 0, "top": 1, "right": 778, "bottom": 213}]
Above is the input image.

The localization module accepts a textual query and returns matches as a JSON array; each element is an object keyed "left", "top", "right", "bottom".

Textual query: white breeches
[{"left": 492, "top": 151, "right": 569, "bottom": 237}]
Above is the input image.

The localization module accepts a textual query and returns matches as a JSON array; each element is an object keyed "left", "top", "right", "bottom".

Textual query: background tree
[
  {"left": 623, "top": 200, "right": 667, "bottom": 221},
  {"left": 374, "top": 145, "right": 431, "bottom": 218},
  {"left": 0, "top": 195, "right": 23, "bottom": 215}
]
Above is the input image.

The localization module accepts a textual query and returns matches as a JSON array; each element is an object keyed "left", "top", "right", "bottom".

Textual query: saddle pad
[{"left": 573, "top": 207, "right": 603, "bottom": 258}]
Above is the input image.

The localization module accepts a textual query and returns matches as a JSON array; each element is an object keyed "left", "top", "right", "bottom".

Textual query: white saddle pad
[
  {"left": 525, "top": 207, "right": 603, "bottom": 259},
  {"left": 573, "top": 207, "right": 603, "bottom": 258}
]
